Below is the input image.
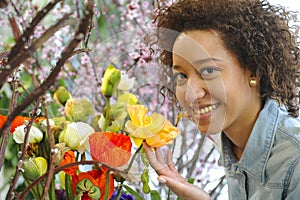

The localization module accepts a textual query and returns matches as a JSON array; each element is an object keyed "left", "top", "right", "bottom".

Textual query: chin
[{"left": 197, "top": 125, "right": 223, "bottom": 135}]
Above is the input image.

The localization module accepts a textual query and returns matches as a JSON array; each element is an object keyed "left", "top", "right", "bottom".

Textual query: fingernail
[{"left": 158, "top": 177, "right": 166, "bottom": 183}]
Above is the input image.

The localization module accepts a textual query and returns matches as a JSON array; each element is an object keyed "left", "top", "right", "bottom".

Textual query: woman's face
[{"left": 172, "top": 30, "right": 261, "bottom": 135}]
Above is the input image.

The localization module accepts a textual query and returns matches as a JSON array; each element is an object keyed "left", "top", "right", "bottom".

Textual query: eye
[
  {"left": 173, "top": 72, "right": 187, "bottom": 85},
  {"left": 199, "top": 67, "right": 219, "bottom": 79}
]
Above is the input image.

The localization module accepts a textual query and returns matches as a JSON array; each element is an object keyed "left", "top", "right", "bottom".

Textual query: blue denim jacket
[{"left": 220, "top": 99, "right": 300, "bottom": 199}]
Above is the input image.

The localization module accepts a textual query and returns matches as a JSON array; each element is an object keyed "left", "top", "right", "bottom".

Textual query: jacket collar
[{"left": 221, "top": 99, "right": 280, "bottom": 184}]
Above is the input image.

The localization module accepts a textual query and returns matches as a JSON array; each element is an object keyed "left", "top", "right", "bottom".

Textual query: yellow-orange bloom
[
  {"left": 59, "top": 150, "right": 78, "bottom": 176},
  {"left": 125, "top": 105, "right": 180, "bottom": 147}
]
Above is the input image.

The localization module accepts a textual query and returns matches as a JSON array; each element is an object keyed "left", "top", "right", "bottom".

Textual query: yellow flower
[{"left": 125, "top": 105, "right": 180, "bottom": 147}]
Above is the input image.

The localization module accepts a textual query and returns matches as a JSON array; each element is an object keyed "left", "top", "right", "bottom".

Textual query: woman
[{"left": 144, "top": 0, "right": 300, "bottom": 199}]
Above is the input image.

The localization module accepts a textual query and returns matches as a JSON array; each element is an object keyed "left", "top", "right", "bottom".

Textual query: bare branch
[{"left": 0, "top": 0, "right": 61, "bottom": 88}]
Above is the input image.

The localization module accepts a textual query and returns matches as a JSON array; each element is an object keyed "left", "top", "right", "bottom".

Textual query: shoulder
[
  {"left": 284, "top": 156, "right": 300, "bottom": 199},
  {"left": 276, "top": 109, "right": 300, "bottom": 151}
]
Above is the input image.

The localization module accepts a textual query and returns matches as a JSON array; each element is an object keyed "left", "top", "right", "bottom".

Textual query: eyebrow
[
  {"left": 172, "top": 57, "right": 221, "bottom": 69},
  {"left": 194, "top": 57, "right": 221, "bottom": 65}
]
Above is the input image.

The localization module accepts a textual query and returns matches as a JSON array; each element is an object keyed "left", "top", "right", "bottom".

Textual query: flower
[
  {"left": 22, "top": 157, "right": 48, "bottom": 181},
  {"left": 146, "top": 119, "right": 181, "bottom": 147},
  {"left": 0, "top": 114, "right": 7, "bottom": 129},
  {"left": 125, "top": 105, "right": 180, "bottom": 147},
  {"left": 101, "top": 64, "right": 121, "bottom": 98},
  {"left": 59, "top": 150, "right": 79, "bottom": 176},
  {"left": 89, "top": 132, "right": 132, "bottom": 167},
  {"left": 110, "top": 190, "right": 134, "bottom": 200},
  {"left": 53, "top": 86, "right": 72, "bottom": 105},
  {"left": 64, "top": 99, "right": 95, "bottom": 123},
  {"left": 59, "top": 122, "right": 94, "bottom": 154},
  {"left": 11, "top": 116, "right": 30, "bottom": 133},
  {"left": 71, "top": 168, "right": 114, "bottom": 200},
  {"left": 117, "top": 73, "right": 135, "bottom": 91},
  {"left": 98, "top": 92, "right": 139, "bottom": 132},
  {"left": 13, "top": 125, "right": 44, "bottom": 144}
]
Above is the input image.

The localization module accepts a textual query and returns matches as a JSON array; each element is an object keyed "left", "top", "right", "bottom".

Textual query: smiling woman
[{"left": 145, "top": 0, "right": 300, "bottom": 199}]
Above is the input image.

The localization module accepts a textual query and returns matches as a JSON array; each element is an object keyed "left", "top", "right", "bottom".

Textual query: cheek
[
  {"left": 175, "top": 86, "right": 187, "bottom": 107},
  {"left": 207, "top": 79, "right": 227, "bottom": 102}
]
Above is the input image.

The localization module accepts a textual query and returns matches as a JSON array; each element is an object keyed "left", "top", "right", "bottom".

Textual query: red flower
[
  {"left": 0, "top": 114, "right": 7, "bottom": 129},
  {"left": 89, "top": 132, "right": 132, "bottom": 167},
  {"left": 71, "top": 168, "right": 114, "bottom": 200},
  {"left": 59, "top": 150, "right": 78, "bottom": 176},
  {"left": 0, "top": 114, "right": 30, "bottom": 133},
  {"left": 11, "top": 116, "right": 30, "bottom": 133}
]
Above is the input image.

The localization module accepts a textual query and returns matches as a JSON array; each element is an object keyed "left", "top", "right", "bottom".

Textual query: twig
[
  {"left": 41, "top": 99, "right": 55, "bottom": 200},
  {"left": 6, "top": 98, "right": 41, "bottom": 200},
  {"left": 0, "top": 0, "right": 93, "bottom": 172},
  {"left": 0, "top": 0, "right": 61, "bottom": 88}
]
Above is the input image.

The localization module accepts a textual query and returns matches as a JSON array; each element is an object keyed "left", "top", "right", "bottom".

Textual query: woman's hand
[{"left": 143, "top": 143, "right": 210, "bottom": 200}]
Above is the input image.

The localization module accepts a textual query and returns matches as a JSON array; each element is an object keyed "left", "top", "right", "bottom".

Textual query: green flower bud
[
  {"left": 101, "top": 64, "right": 121, "bottom": 98},
  {"left": 141, "top": 169, "right": 149, "bottom": 183},
  {"left": 142, "top": 183, "right": 150, "bottom": 194},
  {"left": 54, "top": 86, "right": 72, "bottom": 105},
  {"left": 64, "top": 99, "right": 94, "bottom": 122},
  {"left": 22, "top": 157, "right": 47, "bottom": 181},
  {"left": 141, "top": 167, "right": 150, "bottom": 194}
]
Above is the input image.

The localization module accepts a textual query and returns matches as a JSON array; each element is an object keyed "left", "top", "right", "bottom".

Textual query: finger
[
  {"left": 154, "top": 147, "right": 166, "bottom": 164},
  {"left": 143, "top": 143, "right": 165, "bottom": 171},
  {"left": 158, "top": 175, "right": 210, "bottom": 200},
  {"left": 167, "top": 149, "right": 177, "bottom": 172}
]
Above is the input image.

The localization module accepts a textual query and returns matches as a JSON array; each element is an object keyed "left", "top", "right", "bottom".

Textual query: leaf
[
  {"left": 122, "top": 184, "right": 143, "bottom": 200},
  {"left": 150, "top": 190, "right": 161, "bottom": 200}
]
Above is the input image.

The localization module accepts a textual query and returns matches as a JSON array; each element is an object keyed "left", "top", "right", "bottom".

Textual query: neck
[{"left": 223, "top": 101, "right": 262, "bottom": 160}]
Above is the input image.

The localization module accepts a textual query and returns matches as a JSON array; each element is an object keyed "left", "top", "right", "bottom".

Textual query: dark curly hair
[{"left": 154, "top": 0, "right": 300, "bottom": 117}]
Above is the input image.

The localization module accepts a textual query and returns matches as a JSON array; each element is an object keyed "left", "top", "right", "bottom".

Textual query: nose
[{"left": 185, "top": 77, "right": 207, "bottom": 103}]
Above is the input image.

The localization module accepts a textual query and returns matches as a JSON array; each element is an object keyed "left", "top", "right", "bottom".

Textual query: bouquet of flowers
[{"left": 0, "top": 64, "right": 180, "bottom": 200}]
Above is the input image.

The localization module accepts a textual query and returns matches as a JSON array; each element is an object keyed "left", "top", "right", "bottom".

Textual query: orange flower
[
  {"left": 34, "top": 116, "right": 46, "bottom": 122},
  {"left": 71, "top": 168, "right": 114, "bottom": 200},
  {"left": 89, "top": 132, "right": 132, "bottom": 167},
  {"left": 0, "top": 114, "right": 7, "bottom": 129},
  {"left": 0, "top": 114, "right": 31, "bottom": 133},
  {"left": 11, "top": 116, "right": 30, "bottom": 133},
  {"left": 59, "top": 150, "right": 78, "bottom": 176}
]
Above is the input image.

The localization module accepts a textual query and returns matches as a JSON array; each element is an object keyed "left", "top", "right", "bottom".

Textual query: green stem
[
  {"left": 115, "top": 183, "right": 124, "bottom": 200},
  {"left": 104, "top": 170, "right": 111, "bottom": 200},
  {"left": 125, "top": 142, "right": 143, "bottom": 174},
  {"left": 102, "top": 98, "right": 111, "bottom": 132},
  {"left": 49, "top": 179, "right": 56, "bottom": 200}
]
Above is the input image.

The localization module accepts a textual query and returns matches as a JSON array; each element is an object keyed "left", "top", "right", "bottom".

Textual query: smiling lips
[{"left": 189, "top": 103, "right": 219, "bottom": 115}]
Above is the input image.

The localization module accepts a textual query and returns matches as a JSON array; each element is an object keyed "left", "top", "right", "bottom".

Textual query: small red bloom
[
  {"left": 0, "top": 114, "right": 31, "bottom": 133},
  {"left": 59, "top": 150, "right": 78, "bottom": 176},
  {"left": 10, "top": 116, "right": 30, "bottom": 133},
  {"left": 0, "top": 114, "right": 7, "bottom": 129},
  {"left": 89, "top": 132, "right": 132, "bottom": 167},
  {"left": 71, "top": 168, "right": 114, "bottom": 200}
]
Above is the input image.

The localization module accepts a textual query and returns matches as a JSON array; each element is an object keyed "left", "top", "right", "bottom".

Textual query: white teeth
[{"left": 193, "top": 104, "right": 218, "bottom": 115}]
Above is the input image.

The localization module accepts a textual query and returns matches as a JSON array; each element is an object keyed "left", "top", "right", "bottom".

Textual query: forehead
[{"left": 172, "top": 30, "right": 226, "bottom": 64}]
